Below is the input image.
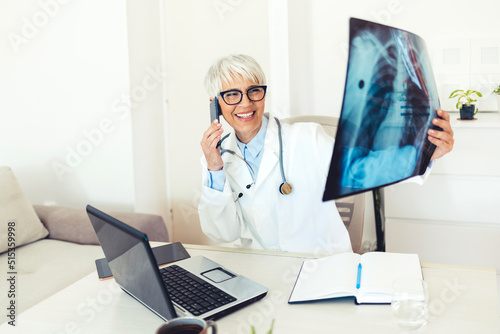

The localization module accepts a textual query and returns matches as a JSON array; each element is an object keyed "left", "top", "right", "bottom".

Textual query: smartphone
[
  {"left": 95, "top": 242, "right": 191, "bottom": 280},
  {"left": 210, "top": 96, "right": 221, "bottom": 123}
]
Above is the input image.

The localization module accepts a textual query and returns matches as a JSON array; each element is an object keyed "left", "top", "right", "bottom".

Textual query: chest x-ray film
[{"left": 323, "top": 18, "right": 441, "bottom": 201}]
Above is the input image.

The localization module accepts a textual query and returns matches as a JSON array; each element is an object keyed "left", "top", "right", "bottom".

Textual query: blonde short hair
[{"left": 204, "top": 54, "right": 266, "bottom": 97}]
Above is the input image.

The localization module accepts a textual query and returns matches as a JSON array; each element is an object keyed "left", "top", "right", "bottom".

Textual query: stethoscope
[{"left": 218, "top": 117, "right": 293, "bottom": 196}]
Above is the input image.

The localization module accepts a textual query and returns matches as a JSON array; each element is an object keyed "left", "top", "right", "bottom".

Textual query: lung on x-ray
[{"left": 323, "top": 18, "right": 441, "bottom": 201}]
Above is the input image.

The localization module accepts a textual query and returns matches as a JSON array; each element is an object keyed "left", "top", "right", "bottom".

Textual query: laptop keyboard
[{"left": 160, "top": 265, "right": 237, "bottom": 316}]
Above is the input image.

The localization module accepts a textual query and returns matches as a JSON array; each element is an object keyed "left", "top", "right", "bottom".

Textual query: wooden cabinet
[{"left": 385, "top": 113, "right": 500, "bottom": 269}]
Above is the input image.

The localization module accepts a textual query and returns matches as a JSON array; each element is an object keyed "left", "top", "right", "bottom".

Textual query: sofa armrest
[{"left": 33, "top": 205, "right": 169, "bottom": 245}]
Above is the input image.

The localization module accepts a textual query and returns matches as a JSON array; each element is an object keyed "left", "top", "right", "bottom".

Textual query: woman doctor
[{"left": 199, "top": 54, "right": 454, "bottom": 255}]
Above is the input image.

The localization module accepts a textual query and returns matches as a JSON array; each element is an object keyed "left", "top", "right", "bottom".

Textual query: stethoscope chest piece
[{"left": 279, "top": 182, "right": 293, "bottom": 195}]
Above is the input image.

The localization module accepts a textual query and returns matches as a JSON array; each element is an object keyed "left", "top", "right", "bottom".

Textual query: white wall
[
  {"left": 126, "top": 0, "right": 172, "bottom": 236},
  {"left": 0, "top": 0, "right": 135, "bottom": 211},
  {"left": 287, "top": 0, "right": 500, "bottom": 116}
]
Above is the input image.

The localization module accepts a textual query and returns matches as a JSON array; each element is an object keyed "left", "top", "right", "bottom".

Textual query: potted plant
[
  {"left": 492, "top": 84, "right": 500, "bottom": 114},
  {"left": 448, "top": 89, "right": 482, "bottom": 120}
]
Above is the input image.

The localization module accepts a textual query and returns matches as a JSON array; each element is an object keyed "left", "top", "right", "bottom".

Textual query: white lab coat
[{"left": 198, "top": 115, "right": 353, "bottom": 255}]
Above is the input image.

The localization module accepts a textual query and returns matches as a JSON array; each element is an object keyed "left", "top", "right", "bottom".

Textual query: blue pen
[{"left": 356, "top": 263, "right": 362, "bottom": 289}]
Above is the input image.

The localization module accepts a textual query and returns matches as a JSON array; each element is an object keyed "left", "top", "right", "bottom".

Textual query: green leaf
[
  {"left": 267, "top": 319, "right": 275, "bottom": 334},
  {"left": 448, "top": 89, "right": 463, "bottom": 98}
]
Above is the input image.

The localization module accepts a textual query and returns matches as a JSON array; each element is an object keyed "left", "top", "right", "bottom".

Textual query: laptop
[{"left": 86, "top": 204, "right": 268, "bottom": 321}]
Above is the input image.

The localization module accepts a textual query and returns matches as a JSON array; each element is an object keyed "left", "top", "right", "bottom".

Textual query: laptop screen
[
  {"left": 87, "top": 205, "right": 177, "bottom": 320},
  {"left": 323, "top": 18, "right": 440, "bottom": 201}
]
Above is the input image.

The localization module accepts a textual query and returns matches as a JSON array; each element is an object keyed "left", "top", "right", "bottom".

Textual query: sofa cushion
[
  {"left": 34, "top": 205, "right": 169, "bottom": 245},
  {"left": 0, "top": 239, "right": 104, "bottom": 317},
  {"left": 0, "top": 167, "right": 49, "bottom": 253}
]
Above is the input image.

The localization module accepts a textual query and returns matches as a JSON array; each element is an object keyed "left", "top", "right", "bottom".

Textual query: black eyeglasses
[{"left": 219, "top": 85, "right": 267, "bottom": 105}]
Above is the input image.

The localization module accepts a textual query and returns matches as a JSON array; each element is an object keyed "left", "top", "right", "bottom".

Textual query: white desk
[{"left": 2, "top": 244, "right": 499, "bottom": 333}]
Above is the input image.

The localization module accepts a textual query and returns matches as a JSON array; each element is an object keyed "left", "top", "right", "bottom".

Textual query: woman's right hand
[{"left": 201, "top": 119, "right": 224, "bottom": 171}]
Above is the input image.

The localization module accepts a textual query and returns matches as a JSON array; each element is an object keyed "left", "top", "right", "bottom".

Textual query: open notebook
[{"left": 288, "top": 252, "right": 422, "bottom": 304}]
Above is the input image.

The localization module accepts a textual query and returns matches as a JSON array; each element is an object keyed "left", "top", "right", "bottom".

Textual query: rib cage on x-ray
[
  {"left": 323, "top": 18, "right": 440, "bottom": 201},
  {"left": 354, "top": 31, "right": 397, "bottom": 151}
]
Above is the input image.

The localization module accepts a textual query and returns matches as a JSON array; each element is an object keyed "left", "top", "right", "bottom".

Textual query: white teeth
[{"left": 236, "top": 112, "right": 255, "bottom": 118}]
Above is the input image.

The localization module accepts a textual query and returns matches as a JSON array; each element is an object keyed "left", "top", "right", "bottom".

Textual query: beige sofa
[{"left": 0, "top": 167, "right": 169, "bottom": 325}]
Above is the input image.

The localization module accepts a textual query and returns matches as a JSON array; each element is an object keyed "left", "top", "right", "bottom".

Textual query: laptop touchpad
[{"left": 202, "top": 268, "right": 236, "bottom": 283}]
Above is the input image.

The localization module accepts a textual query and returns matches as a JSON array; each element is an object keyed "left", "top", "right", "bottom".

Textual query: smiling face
[{"left": 219, "top": 76, "right": 266, "bottom": 144}]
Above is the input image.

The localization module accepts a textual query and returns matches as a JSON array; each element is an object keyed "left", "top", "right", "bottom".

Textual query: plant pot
[{"left": 459, "top": 104, "right": 475, "bottom": 120}]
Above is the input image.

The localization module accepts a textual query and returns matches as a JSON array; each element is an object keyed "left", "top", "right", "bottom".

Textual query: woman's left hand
[{"left": 428, "top": 109, "right": 454, "bottom": 161}]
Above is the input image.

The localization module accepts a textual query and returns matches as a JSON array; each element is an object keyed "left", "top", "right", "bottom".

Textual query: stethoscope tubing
[{"left": 218, "top": 117, "right": 290, "bottom": 195}]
